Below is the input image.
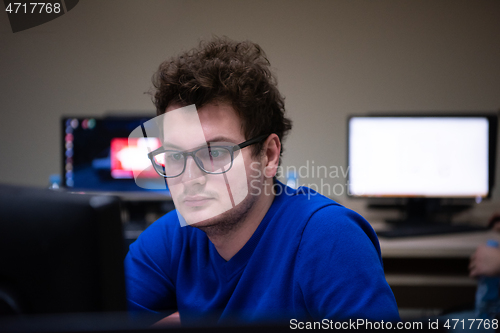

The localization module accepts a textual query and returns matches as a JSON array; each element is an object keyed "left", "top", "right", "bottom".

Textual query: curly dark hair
[{"left": 151, "top": 37, "right": 292, "bottom": 158}]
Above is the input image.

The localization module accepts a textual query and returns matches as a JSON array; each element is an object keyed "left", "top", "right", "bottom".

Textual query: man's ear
[{"left": 263, "top": 134, "right": 281, "bottom": 178}]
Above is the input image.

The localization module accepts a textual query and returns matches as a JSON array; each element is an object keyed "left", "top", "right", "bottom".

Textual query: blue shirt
[{"left": 124, "top": 181, "right": 400, "bottom": 324}]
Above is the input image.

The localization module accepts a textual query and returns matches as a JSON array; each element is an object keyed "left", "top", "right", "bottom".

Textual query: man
[{"left": 124, "top": 37, "right": 399, "bottom": 325}]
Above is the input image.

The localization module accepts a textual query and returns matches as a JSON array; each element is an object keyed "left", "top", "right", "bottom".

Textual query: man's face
[{"left": 162, "top": 103, "right": 261, "bottom": 227}]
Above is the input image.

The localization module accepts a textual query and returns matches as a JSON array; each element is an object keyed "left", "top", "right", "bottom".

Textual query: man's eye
[
  {"left": 169, "top": 153, "right": 183, "bottom": 161},
  {"left": 209, "top": 149, "right": 227, "bottom": 158}
]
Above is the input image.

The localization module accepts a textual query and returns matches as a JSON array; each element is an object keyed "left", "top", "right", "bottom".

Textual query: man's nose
[{"left": 182, "top": 155, "right": 206, "bottom": 183}]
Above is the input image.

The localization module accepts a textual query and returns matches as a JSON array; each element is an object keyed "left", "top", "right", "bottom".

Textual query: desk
[
  {"left": 342, "top": 198, "right": 500, "bottom": 315},
  {"left": 380, "top": 232, "right": 500, "bottom": 312}
]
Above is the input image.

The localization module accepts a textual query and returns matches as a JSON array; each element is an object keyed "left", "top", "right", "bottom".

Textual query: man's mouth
[{"left": 183, "top": 196, "right": 214, "bottom": 207}]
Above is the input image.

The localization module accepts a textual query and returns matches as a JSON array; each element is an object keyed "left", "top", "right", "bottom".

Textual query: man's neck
[{"left": 207, "top": 183, "right": 275, "bottom": 261}]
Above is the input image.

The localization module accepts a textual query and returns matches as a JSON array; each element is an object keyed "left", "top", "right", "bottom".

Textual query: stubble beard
[
  {"left": 190, "top": 188, "right": 259, "bottom": 238},
  {"left": 189, "top": 163, "right": 265, "bottom": 238}
]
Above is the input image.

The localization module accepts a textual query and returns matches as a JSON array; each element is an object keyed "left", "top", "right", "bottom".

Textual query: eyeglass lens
[{"left": 152, "top": 146, "right": 233, "bottom": 177}]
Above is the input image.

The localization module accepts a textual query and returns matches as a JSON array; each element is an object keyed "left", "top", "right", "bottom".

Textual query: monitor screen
[
  {"left": 62, "top": 116, "right": 168, "bottom": 193},
  {"left": 348, "top": 115, "right": 497, "bottom": 199}
]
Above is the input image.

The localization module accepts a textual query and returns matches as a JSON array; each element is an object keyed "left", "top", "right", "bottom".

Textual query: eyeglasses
[{"left": 147, "top": 134, "right": 269, "bottom": 178}]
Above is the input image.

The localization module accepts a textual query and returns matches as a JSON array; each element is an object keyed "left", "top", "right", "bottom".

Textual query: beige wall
[{"left": 0, "top": 0, "right": 499, "bottom": 198}]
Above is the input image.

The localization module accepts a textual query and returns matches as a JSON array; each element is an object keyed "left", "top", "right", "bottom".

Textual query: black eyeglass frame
[{"left": 147, "top": 134, "right": 269, "bottom": 178}]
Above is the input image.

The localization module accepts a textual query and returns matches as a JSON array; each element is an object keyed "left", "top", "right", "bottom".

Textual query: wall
[{"left": 0, "top": 0, "right": 499, "bottom": 198}]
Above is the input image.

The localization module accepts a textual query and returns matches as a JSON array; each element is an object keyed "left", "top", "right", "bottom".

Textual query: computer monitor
[
  {"left": 347, "top": 114, "right": 498, "bottom": 236},
  {"left": 61, "top": 115, "right": 168, "bottom": 195},
  {"left": 0, "top": 184, "right": 126, "bottom": 316}
]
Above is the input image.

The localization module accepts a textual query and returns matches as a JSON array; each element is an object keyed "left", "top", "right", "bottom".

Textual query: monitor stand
[{"left": 374, "top": 198, "right": 487, "bottom": 238}]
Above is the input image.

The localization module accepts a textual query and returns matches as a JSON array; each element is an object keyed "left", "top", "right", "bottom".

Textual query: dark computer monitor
[
  {"left": 0, "top": 184, "right": 126, "bottom": 316},
  {"left": 61, "top": 115, "right": 169, "bottom": 195},
  {"left": 347, "top": 114, "right": 498, "bottom": 237}
]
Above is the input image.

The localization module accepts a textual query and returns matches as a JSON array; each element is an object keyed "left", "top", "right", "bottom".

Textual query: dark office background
[{"left": 0, "top": 0, "right": 499, "bottom": 198}]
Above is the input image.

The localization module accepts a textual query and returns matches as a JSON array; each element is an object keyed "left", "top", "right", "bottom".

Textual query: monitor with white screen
[{"left": 347, "top": 114, "right": 497, "bottom": 237}]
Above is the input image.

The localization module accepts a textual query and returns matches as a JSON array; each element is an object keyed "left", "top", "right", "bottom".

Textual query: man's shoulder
[
  {"left": 276, "top": 183, "right": 380, "bottom": 256},
  {"left": 304, "top": 203, "right": 377, "bottom": 242},
  {"left": 271, "top": 183, "right": 378, "bottom": 244},
  {"left": 296, "top": 197, "right": 382, "bottom": 265},
  {"left": 276, "top": 182, "right": 341, "bottom": 208},
  {"left": 275, "top": 183, "right": 350, "bottom": 222}
]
